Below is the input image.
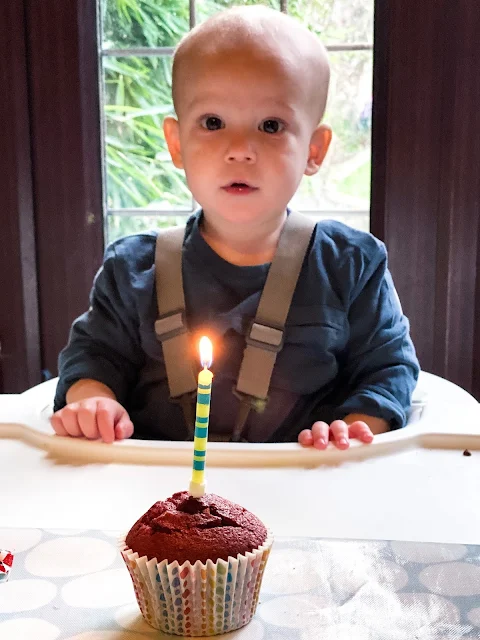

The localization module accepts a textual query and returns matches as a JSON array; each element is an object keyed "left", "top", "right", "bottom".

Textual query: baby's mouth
[{"left": 222, "top": 181, "right": 258, "bottom": 194}]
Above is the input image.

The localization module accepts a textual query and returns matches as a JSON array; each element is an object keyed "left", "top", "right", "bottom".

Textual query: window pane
[
  {"left": 289, "top": 0, "right": 373, "bottom": 46},
  {"left": 101, "top": 0, "right": 190, "bottom": 49},
  {"left": 290, "top": 50, "right": 372, "bottom": 217},
  {"left": 102, "top": 55, "right": 192, "bottom": 210},
  {"left": 107, "top": 214, "right": 191, "bottom": 243},
  {"left": 196, "top": 0, "right": 280, "bottom": 23}
]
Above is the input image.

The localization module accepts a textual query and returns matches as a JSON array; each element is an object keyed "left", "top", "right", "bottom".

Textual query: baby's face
[{"left": 167, "top": 46, "right": 327, "bottom": 228}]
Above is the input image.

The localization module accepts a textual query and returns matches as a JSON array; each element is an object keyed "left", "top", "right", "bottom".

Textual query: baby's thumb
[{"left": 114, "top": 413, "right": 134, "bottom": 440}]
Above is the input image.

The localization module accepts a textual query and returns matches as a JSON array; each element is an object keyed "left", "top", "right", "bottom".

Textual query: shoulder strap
[
  {"left": 154, "top": 226, "right": 197, "bottom": 435},
  {"left": 154, "top": 212, "right": 316, "bottom": 442},
  {"left": 232, "top": 210, "right": 316, "bottom": 439}
]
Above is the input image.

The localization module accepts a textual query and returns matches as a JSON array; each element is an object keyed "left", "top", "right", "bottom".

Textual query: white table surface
[{"left": 1, "top": 372, "right": 479, "bottom": 545}]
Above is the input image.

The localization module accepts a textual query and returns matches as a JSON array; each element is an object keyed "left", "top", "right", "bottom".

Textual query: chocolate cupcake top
[{"left": 125, "top": 491, "right": 267, "bottom": 564}]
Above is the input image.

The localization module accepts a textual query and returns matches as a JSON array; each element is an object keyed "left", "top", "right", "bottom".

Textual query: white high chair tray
[{"left": 1, "top": 372, "right": 479, "bottom": 468}]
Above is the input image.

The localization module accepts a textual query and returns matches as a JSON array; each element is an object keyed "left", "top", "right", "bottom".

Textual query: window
[{"left": 99, "top": 0, "right": 373, "bottom": 243}]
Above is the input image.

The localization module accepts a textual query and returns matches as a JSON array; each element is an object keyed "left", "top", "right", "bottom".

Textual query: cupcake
[{"left": 120, "top": 491, "right": 273, "bottom": 636}]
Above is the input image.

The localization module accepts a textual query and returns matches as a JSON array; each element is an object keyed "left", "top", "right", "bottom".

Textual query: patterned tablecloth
[{"left": 1, "top": 528, "right": 480, "bottom": 639}]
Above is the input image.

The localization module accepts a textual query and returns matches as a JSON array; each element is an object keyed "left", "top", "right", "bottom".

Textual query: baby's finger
[
  {"left": 311, "top": 421, "right": 329, "bottom": 449},
  {"left": 50, "top": 413, "right": 69, "bottom": 437},
  {"left": 96, "top": 402, "right": 116, "bottom": 444},
  {"left": 348, "top": 421, "right": 374, "bottom": 443},
  {"left": 77, "top": 403, "right": 100, "bottom": 439},
  {"left": 114, "top": 415, "right": 134, "bottom": 441},
  {"left": 298, "top": 429, "right": 314, "bottom": 447},
  {"left": 58, "top": 405, "right": 83, "bottom": 437},
  {"left": 329, "top": 419, "right": 350, "bottom": 449}
]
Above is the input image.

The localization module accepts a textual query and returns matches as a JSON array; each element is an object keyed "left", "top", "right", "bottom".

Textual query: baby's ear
[
  {"left": 304, "top": 124, "right": 332, "bottom": 176},
  {"left": 163, "top": 116, "right": 183, "bottom": 169}
]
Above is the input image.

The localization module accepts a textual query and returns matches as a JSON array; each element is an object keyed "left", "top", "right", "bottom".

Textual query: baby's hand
[
  {"left": 50, "top": 397, "right": 134, "bottom": 444},
  {"left": 298, "top": 419, "right": 374, "bottom": 450}
]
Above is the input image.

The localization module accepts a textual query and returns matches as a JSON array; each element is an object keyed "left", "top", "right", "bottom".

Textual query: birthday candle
[{"left": 189, "top": 337, "right": 213, "bottom": 498}]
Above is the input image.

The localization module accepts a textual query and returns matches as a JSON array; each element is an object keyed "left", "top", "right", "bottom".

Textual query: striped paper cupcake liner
[{"left": 119, "top": 530, "right": 273, "bottom": 637}]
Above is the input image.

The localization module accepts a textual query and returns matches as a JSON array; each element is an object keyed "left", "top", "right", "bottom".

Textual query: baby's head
[{"left": 164, "top": 5, "right": 332, "bottom": 228}]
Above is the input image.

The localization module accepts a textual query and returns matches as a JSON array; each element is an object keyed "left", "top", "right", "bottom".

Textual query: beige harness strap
[
  {"left": 231, "top": 211, "right": 316, "bottom": 440},
  {"left": 154, "top": 226, "right": 197, "bottom": 437},
  {"left": 154, "top": 211, "right": 316, "bottom": 441}
]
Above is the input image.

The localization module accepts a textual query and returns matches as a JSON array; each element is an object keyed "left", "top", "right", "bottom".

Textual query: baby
[{"left": 51, "top": 6, "right": 419, "bottom": 448}]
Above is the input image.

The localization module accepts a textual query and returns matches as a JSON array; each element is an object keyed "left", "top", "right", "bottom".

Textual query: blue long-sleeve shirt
[{"left": 54, "top": 211, "right": 419, "bottom": 442}]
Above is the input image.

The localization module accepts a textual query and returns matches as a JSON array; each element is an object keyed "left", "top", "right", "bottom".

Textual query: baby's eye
[
  {"left": 259, "top": 119, "right": 285, "bottom": 134},
  {"left": 200, "top": 116, "right": 224, "bottom": 131}
]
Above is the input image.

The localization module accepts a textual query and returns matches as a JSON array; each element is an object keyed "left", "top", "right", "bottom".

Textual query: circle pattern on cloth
[
  {"left": 62, "top": 569, "right": 135, "bottom": 608},
  {"left": 372, "top": 559, "right": 409, "bottom": 592},
  {"left": 396, "top": 593, "right": 460, "bottom": 628},
  {"left": 468, "top": 607, "right": 480, "bottom": 627},
  {"left": 25, "top": 537, "right": 117, "bottom": 577},
  {"left": 391, "top": 541, "right": 467, "bottom": 564},
  {"left": 0, "top": 528, "right": 42, "bottom": 552},
  {"left": 261, "top": 549, "right": 323, "bottom": 594},
  {"left": 258, "top": 594, "right": 333, "bottom": 628},
  {"left": 0, "top": 618, "right": 60, "bottom": 640},
  {"left": 0, "top": 579, "right": 57, "bottom": 613},
  {"left": 307, "top": 541, "right": 396, "bottom": 602},
  {"left": 334, "top": 583, "right": 405, "bottom": 633},
  {"left": 315, "top": 587, "right": 460, "bottom": 637},
  {"left": 261, "top": 546, "right": 406, "bottom": 600},
  {"left": 419, "top": 562, "right": 480, "bottom": 596},
  {"left": 115, "top": 604, "right": 158, "bottom": 633}
]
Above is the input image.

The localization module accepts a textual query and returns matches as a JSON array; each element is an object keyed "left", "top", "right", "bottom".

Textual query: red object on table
[{"left": 0, "top": 550, "right": 14, "bottom": 579}]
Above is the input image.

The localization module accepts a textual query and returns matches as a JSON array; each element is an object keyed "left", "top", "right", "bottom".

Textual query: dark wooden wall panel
[
  {"left": 25, "top": 0, "right": 104, "bottom": 380},
  {"left": 372, "top": 0, "right": 444, "bottom": 369},
  {"left": 372, "top": 0, "right": 480, "bottom": 398},
  {"left": 433, "top": 2, "right": 480, "bottom": 394},
  {"left": 475, "top": 214, "right": 480, "bottom": 399},
  {"left": 0, "top": 0, "right": 41, "bottom": 392}
]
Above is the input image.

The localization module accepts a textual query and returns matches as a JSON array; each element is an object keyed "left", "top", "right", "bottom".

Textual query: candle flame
[{"left": 199, "top": 336, "right": 213, "bottom": 369}]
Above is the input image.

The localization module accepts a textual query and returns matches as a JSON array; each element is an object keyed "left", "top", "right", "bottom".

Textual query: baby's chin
[{"left": 202, "top": 200, "right": 289, "bottom": 225}]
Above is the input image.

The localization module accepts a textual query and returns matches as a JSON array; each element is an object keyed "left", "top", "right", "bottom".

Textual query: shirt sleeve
[
  {"left": 53, "top": 240, "right": 146, "bottom": 411},
  {"left": 332, "top": 240, "right": 420, "bottom": 429}
]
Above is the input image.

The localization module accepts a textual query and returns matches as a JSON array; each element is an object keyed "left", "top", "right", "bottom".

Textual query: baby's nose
[{"left": 224, "top": 135, "right": 256, "bottom": 163}]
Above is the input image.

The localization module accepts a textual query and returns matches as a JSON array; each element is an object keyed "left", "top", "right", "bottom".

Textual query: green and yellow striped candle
[{"left": 189, "top": 336, "right": 213, "bottom": 498}]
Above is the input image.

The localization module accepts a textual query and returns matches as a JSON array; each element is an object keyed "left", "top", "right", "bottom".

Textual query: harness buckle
[
  {"left": 232, "top": 387, "right": 268, "bottom": 413},
  {"left": 154, "top": 310, "right": 187, "bottom": 342},
  {"left": 230, "top": 387, "right": 269, "bottom": 442},
  {"left": 246, "top": 321, "right": 284, "bottom": 353}
]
